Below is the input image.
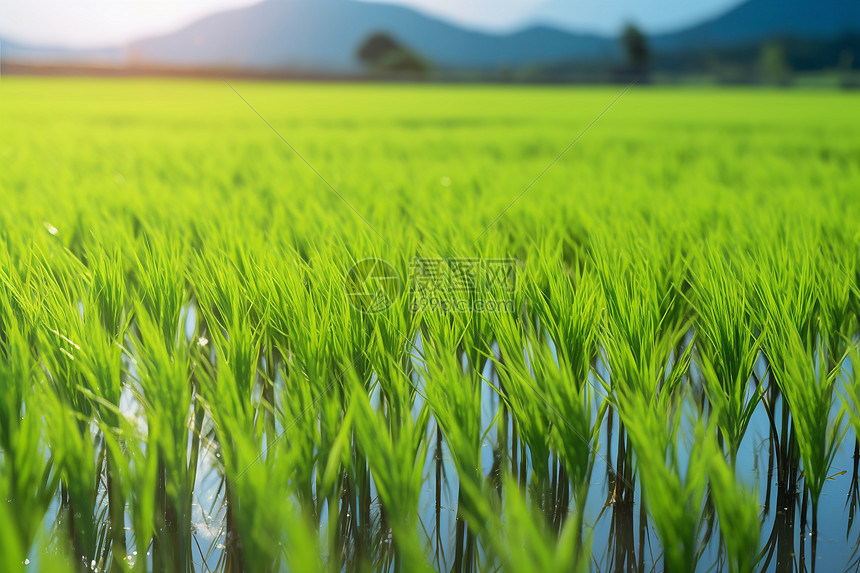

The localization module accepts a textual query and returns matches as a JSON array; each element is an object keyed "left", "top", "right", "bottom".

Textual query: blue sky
[{"left": 0, "top": 0, "right": 741, "bottom": 48}]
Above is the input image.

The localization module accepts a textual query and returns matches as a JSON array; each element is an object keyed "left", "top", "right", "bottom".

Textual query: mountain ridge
[
  {"left": 654, "top": 0, "right": 860, "bottom": 51},
  {"left": 2, "top": 0, "right": 859, "bottom": 72},
  {"left": 124, "top": 0, "right": 617, "bottom": 71}
]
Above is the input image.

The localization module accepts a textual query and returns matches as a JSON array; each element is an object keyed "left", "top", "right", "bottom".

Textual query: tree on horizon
[
  {"left": 357, "top": 32, "right": 430, "bottom": 74},
  {"left": 620, "top": 23, "right": 649, "bottom": 71}
]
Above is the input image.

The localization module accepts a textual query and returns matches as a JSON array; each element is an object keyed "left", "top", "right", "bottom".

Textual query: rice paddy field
[{"left": 1, "top": 78, "right": 859, "bottom": 572}]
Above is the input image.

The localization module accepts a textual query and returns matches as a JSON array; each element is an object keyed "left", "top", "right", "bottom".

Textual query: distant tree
[
  {"left": 837, "top": 49, "right": 854, "bottom": 72},
  {"left": 620, "top": 23, "right": 649, "bottom": 70},
  {"left": 358, "top": 33, "right": 401, "bottom": 65},
  {"left": 758, "top": 41, "right": 791, "bottom": 84},
  {"left": 837, "top": 49, "right": 859, "bottom": 88},
  {"left": 357, "top": 32, "right": 430, "bottom": 74}
]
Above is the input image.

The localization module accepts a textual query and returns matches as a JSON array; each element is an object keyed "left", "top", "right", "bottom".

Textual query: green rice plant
[
  {"left": 75, "top": 321, "right": 131, "bottom": 569},
  {"left": 526, "top": 256, "right": 604, "bottom": 481},
  {"left": 495, "top": 257, "right": 604, "bottom": 543},
  {"left": 33, "top": 251, "right": 111, "bottom": 569},
  {"left": 131, "top": 305, "right": 197, "bottom": 572},
  {"left": 758, "top": 276, "right": 846, "bottom": 534},
  {"left": 99, "top": 414, "right": 159, "bottom": 573},
  {"left": 839, "top": 343, "right": 860, "bottom": 459},
  {"left": 591, "top": 234, "right": 692, "bottom": 404},
  {"left": 493, "top": 308, "right": 555, "bottom": 499},
  {"left": 707, "top": 443, "right": 761, "bottom": 573},
  {"left": 203, "top": 353, "right": 325, "bottom": 573},
  {"left": 851, "top": 234, "right": 860, "bottom": 344},
  {"left": 419, "top": 315, "right": 495, "bottom": 532},
  {"left": 489, "top": 476, "right": 590, "bottom": 573},
  {"left": 363, "top": 289, "right": 418, "bottom": 431},
  {"left": 593, "top": 237, "right": 693, "bottom": 524},
  {"left": 267, "top": 253, "right": 362, "bottom": 514},
  {"left": 116, "top": 231, "right": 195, "bottom": 573},
  {"left": 70, "top": 244, "right": 136, "bottom": 568},
  {"left": 0, "top": 318, "right": 58, "bottom": 569},
  {"left": 350, "top": 364, "right": 433, "bottom": 573},
  {"left": 274, "top": 354, "right": 321, "bottom": 512},
  {"left": 525, "top": 242, "right": 597, "bottom": 382},
  {"left": 687, "top": 246, "right": 762, "bottom": 465},
  {"left": 194, "top": 243, "right": 339, "bottom": 572},
  {"left": 131, "top": 232, "right": 188, "bottom": 352},
  {"left": 497, "top": 327, "right": 602, "bottom": 542},
  {"left": 261, "top": 247, "right": 401, "bottom": 570},
  {"left": 190, "top": 228, "right": 285, "bottom": 447},
  {"left": 744, "top": 236, "right": 817, "bottom": 491},
  {"left": 616, "top": 390, "right": 709, "bottom": 573},
  {"left": 193, "top": 260, "right": 263, "bottom": 569},
  {"left": 749, "top": 233, "right": 818, "bottom": 354},
  {"left": 37, "top": 363, "right": 102, "bottom": 570},
  {"left": 0, "top": 491, "right": 75, "bottom": 573},
  {"left": 815, "top": 246, "right": 856, "bottom": 371}
]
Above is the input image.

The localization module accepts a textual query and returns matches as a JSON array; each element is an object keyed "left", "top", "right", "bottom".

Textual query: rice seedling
[
  {"left": 34, "top": 251, "right": 115, "bottom": 570},
  {"left": 591, "top": 233, "right": 692, "bottom": 404},
  {"left": 757, "top": 263, "right": 846, "bottom": 537},
  {"left": 842, "top": 345, "right": 860, "bottom": 449},
  {"left": 98, "top": 415, "right": 158, "bottom": 572},
  {"left": 419, "top": 312, "right": 495, "bottom": 571},
  {"left": 815, "top": 243, "right": 856, "bottom": 372},
  {"left": 494, "top": 255, "right": 603, "bottom": 543},
  {"left": 707, "top": 443, "right": 761, "bottom": 573},
  {"left": 130, "top": 306, "right": 197, "bottom": 571},
  {"left": 419, "top": 313, "right": 487, "bottom": 504},
  {"left": 492, "top": 308, "right": 555, "bottom": 502},
  {"left": 489, "top": 476, "right": 590, "bottom": 573},
  {"left": 615, "top": 388, "right": 708, "bottom": 573},
  {"left": 687, "top": 246, "right": 762, "bottom": 465},
  {"left": 350, "top": 364, "right": 433, "bottom": 572},
  {"left": 202, "top": 352, "right": 324, "bottom": 573},
  {"left": 0, "top": 268, "right": 59, "bottom": 569}
]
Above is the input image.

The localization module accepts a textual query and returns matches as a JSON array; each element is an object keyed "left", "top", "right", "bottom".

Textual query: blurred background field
[{"left": 3, "top": 79, "right": 858, "bottom": 241}]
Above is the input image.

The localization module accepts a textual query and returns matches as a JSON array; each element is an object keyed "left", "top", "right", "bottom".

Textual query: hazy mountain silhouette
[
  {"left": 653, "top": 0, "right": 860, "bottom": 50},
  {"left": 527, "top": 0, "right": 743, "bottom": 36},
  {"left": 2, "top": 0, "right": 859, "bottom": 72},
  {"left": 0, "top": 38, "right": 123, "bottom": 63},
  {"left": 125, "top": 0, "right": 617, "bottom": 71}
]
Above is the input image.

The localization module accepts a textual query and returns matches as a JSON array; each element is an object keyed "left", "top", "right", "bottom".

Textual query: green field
[{"left": 1, "top": 79, "right": 859, "bottom": 572}]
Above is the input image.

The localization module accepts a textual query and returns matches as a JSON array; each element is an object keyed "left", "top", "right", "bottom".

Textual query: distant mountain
[
  {"left": 653, "top": 0, "right": 860, "bottom": 50},
  {"left": 125, "top": 0, "right": 617, "bottom": 72},
  {"left": 3, "top": 0, "right": 859, "bottom": 74},
  {"left": 0, "top": 38, "right": 123, "bottom": 64},
  {"left": 527, "top": 0, "right": 742, "bottom": 37}
]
